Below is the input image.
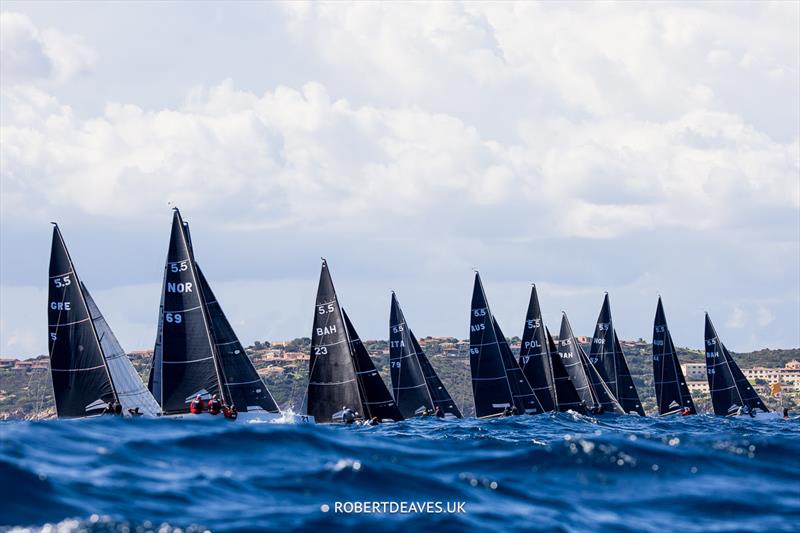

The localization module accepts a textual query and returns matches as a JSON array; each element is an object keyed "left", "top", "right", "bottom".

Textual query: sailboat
[
  {"left": 390, "top": 293, "right": 462, "bottom": 418},
  {"left": 306, "top": 260, "right": 402, "bottom": 423},
  {"left": 546, "top": 327, "right": 584, "bottom": 413},
  {"left": 704, "top": 313, "right": 776, "bottom": 418},
  {"left": 557, "top": 313, "right": 624, "bottom": 415},
  {"left": 652, "top": 297, "right": 696, "bottom": 415},
  {"left": 148, "top": 209, "right": 298, "bottom": 422},
  {"left": 48, "top": 224, "right": 160, "bottom": 418},
  {"left": 587, "top": 294, "right": 645, "bottom": 416},
  {"left": 469, "top": 272, "right": 543, "bottom": 418},
  {"left": 518, "top": 285, "right": 556, "bottom": 412}
]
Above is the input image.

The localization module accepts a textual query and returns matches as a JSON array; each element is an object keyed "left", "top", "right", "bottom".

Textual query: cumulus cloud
[
  {"left": 0, "top": 11, "right": 96, "bottom": 85},
  {"left": 0, "top": 3, "right": 798, "bottom": 355}
]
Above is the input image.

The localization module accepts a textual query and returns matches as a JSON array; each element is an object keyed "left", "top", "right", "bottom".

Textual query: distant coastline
[{"left": 2, "top": 337, "right": 798, "bottom": 420}]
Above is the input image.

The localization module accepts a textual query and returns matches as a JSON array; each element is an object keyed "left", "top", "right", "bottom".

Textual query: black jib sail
[
  {"left": 412, "top": 335, "right": 463, "bottom": 418},
  {"left": 195, "top": 265, "right": 280, "bottom": 414},
  {"left": 389, "top": 293, "right": 434, "bottom": 417},
  {"left": 557, "top": 313, "right": 601, "bottom": 413},
  {"left": 306, "top": 260, "right": 362, "bottom": 423},
  {"left": 652, "top": 297, "right": 696, "bottom": 415},
  {"left": 612, "top": 333, "right": 645, "bottom": 415},
  {"left": 704, "top": 313, "right": 769, "bottom": 416},
  {"left": 547, "top": 327, "right": 584, "bottom": 413},
  {"left": 343, "top": 310, "right": 404, "bottom": 422},
  {"left": 469, "top": 273, "right": 516, "bottom": 418},
  {"left": 149, "top": 210, "right": 221, "bottom": 414},
  {"left": 48, "top": 224, "right": 158, "bottom": 418},
  {"left": 518, "top": 285, "right": 556, "bottom": 412},
  {"left": 493, "top": 317, "right": 543, "bottom": 414}
]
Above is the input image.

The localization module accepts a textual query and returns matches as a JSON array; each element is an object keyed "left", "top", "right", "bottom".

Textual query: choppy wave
[{"left": 1, "top": 414, "right": 799, "bottom": 532}]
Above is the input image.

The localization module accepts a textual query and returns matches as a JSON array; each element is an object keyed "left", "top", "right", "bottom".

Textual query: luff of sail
[
  {"left": 151, "top": 209, "right": 221, "bottom": 414},
  {"left": 343, "top": 309, "right": 404, "bottom": 422},
  {"left": 652, "top": 297, "right": 696, "bottom": 415},
  {"left": 83, "top": 285, "right": 160, "bottom": 417},
  {"left": 704, "top": 314, "right": 769, "bottom": 416},
  {"left": 547, "top": 327, "right": 584, "bottom": 413},
  {"left": 195, "top": 264, "right": 280, "bottom": 414},
  {"left": 518, "top": 285, "right": 556, "bottom": 412},
  {"left": 389, "top": 293, "right": 434, "bottom": 417},
  {"left": 48, "top": 224, "right": 115, "bottom": 418},
  {"left": 469, "top": 272, "right": 516, "bottom": 418},
  {"left": 493, "top": 317, "right": 543, "bottom": 414},
  {"left": 306, "top": 260, "right": 362, "bottom": 423}
]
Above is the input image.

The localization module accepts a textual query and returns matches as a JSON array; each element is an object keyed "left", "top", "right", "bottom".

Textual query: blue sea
[{"left": 1, "top": 414, "right": 799, "bottom": 532}]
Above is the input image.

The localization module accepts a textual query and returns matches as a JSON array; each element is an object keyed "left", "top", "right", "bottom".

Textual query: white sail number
[
  {"left": 314, "top": 346, "right": 328, "bottom": 356},
  {"left": 472, "top": 308, "right": 487, "bottom": 317},
  {"left": 52, "top": 275, "right": 72, "bottom": 288},
  {"left": 50, "top": 301, "right": 71, "bottom": 310},
  {"left": 165, "top": 313, "right": 183, "bottom": 324},
  {"left": 318, "top": 304, "right": 335, "bottom": 314},
  {"left": 170, "top": 261, "right": 189, "bottom": 273},
  {"left": 526, "top": 318, "right": 541, "bottom": 329},
  {"left": 390, "top": 361, "right": 401, "bottom": 368}
]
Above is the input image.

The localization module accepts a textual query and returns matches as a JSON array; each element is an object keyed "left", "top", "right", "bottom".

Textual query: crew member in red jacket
[
  {"left": 208, "top": 394, "right": 222, "bottom": 415},
  {"left": 189, "top": 395, "right": 205, "bottom": 414}
]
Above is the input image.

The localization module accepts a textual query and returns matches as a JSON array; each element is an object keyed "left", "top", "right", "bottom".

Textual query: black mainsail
[
  {"left": 652, "top": 297, "right": 696, "bottom": 415},
  {"left": 48, "top": 224, "right": 158, "bottom": 418},
  {"left": 306, "top": 260, "right": 362, "bottom": 423},
  {"left": 343, "top": 310, "right": 404, "bottom": 422},
  {"left": 149, "top": 210, "right": 221, "bottom": 414},
  {"left": 195, "top": 265, "right": 279, "bottom": 413},
  {"left": 493, "top": 317, "right": 543, "bottom": 414},
  {"left": 704, "top": 313, "right": 769, "bottom": 416},
  {"left": 518, "top": 285, "right": 556, "bottom": 412},
  {"left": 587, "top": 294, "right": 643, "bottom": 415},
  {"left": 547, "top": 327, "right": 584, "bottom": 413},
  {"left": 389, "top": 293, "right": 434, "bottom": 417}
]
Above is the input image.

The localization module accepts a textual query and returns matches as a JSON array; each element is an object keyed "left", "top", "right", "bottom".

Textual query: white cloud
[
  {"left": 0, "top": 11, "right": 95, "bottom": 85},
  {"left": 0, "top": 3, "right": 797, "bottom": 355}
]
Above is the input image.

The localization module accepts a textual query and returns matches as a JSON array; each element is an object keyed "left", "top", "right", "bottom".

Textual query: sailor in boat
[
  {"left": 342, "top": 406, "right": 356, "bottom": 425},
  {"left": 128, "top": 407, "right": 143, "bottom": 417},
  {"left": 784, "top": 408, "right": 790, "bottom": 419},
  {"left": 189, "top": 395, "right": 205, "bottom": 414},
  {"left": 208, "top": 394, "right": 222, "bottom": 416},
  {"left": 591, "top": 405, "right": 605, "bottom": 416},
  {"left": 420, "top": 407, "right": 431, "bottom": 417},
  {"left": 434, "top": 406, "right": 444, "bottom": 419},
  {"left": 681, "top": 407, "right": 692, "bottom": 416},
  {"left": 222, "top": 404, "right": 238, "bottom": 420},
  {"left": 366, "top": 416, "right": 381, "bottom": 426}
]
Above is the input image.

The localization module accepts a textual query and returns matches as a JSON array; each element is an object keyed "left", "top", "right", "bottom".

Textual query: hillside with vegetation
[{"left": 2, "top": 339, "right": 797, "bottom": 420}]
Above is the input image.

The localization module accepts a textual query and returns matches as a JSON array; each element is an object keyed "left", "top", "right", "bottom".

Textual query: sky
[{"left": 1, "top": 1, "right": 798, "bottom": 358}]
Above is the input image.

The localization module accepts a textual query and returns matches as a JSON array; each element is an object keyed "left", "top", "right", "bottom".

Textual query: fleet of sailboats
[{"left": 45, "top": 212, "right": 780, "bottom": 422}]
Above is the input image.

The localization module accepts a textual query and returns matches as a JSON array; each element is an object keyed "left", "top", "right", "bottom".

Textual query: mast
[
  {"left": 652, "top": 297, "right": 696, "bottom": 415},
  {"left": 47, "top": 224, "right": 116, "bottom": 418},
  {"left": 518, "top": 285, "right": 557, "bottom": 412},
  {"left": 306, "top": 260, "right": 362, "bottom": 423},
  {"left": 343, "top": 309, "right": 404, "bottom": 422},
  {"left": 469, "top": 272, "right": 517, "bottom": 418},
  {"left": 389, "top": 292, "right": 434, "bottom": 417}
]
